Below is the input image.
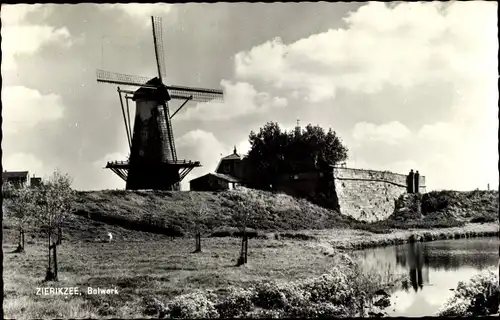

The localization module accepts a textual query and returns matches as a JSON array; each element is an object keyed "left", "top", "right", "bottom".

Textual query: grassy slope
[
  {"left": 353, "top": 190, "right": 499, "bottom": 234},
  {"left": 420, "top": 190, "right": 499, "bottom": 221},
  {"left": 72, "top": 188, "right": 358, "bottom": 236},
  {"left": 69, "top": 188, "right": 498, "bottom": 236}
]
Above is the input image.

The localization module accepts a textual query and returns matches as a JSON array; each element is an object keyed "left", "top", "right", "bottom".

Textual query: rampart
[{"left": 332, "top": 167, "right": 426, "bottom": 221}]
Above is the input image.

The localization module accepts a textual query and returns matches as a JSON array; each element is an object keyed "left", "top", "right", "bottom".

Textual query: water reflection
[
  {"left": 399, "top": 242, "right": 428, "bottom": 292},
  {"left": 352, "top": 237, "right": 499, "bottom": 316}
]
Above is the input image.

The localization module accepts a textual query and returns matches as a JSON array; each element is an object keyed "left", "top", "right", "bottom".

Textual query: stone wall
[{"left": 332, "top": 167, "right": 426, "bottom": 222}]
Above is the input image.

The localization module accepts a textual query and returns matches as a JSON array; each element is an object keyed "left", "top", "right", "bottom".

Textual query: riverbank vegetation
[{"left": 438, "top": 269, "right": 499, "bottom": 317}]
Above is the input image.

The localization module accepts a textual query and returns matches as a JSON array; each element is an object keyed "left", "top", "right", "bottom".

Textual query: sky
[{"left": 2, "top": 2, "right": 498, "bottom": 191}]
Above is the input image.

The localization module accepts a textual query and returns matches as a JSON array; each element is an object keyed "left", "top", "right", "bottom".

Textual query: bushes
[
  {"left": 438, "top": 269, "right": 499, "bottom": 316},
  {"left": 167, "top": 291, "right": 219, "bottom": 319},
  {"left": 215, "top": 288, "right": 256, "bottom": 318},
  {"left": 160, "top": 254, "right": 393, "bottom": 319},
  {"left": 421, "top": 191, "right": 453, "bottom": 214}
]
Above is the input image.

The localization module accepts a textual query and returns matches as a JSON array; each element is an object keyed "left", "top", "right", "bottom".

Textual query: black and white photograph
[{"left": 1, "top": 1, "right": 499, "bottom": 318}]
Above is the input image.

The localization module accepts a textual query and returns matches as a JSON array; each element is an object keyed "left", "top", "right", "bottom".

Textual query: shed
[
  {"left": 189, "top": 172, "right": 240, "bottom": 191},
  {"left": 2, "top": 171, "right": 30, "bottom": 187}
]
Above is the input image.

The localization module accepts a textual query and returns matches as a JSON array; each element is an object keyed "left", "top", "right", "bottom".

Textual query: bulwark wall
[{"left": 332, "top": 167, "right": 426, "bottom": 222}]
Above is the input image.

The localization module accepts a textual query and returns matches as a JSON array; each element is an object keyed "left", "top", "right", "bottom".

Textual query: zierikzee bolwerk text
[{"left": 36, "top": 287, "right": 118, "bottom": 295}]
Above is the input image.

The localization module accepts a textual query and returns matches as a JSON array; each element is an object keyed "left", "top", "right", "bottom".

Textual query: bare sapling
[
  {"left": 233, "top": 200, "right": 250, "bottom": 266},
  {"left": 3, "top": 183, "right": 35, "bottom": 253},
  {"left": 191, "top": 193, "right": 206, "bottom": 253}
]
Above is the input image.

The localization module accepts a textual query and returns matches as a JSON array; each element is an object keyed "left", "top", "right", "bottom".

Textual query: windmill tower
[{"left": 96, "top": 16, "right": 224, "bottom": 190}]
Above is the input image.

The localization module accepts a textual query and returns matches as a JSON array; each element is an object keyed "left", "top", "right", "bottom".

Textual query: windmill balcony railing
[{"left": 106, "top": 160, "right": 200, "bottom": 166}]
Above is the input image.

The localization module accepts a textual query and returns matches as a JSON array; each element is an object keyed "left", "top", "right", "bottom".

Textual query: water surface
[{"left": 352, "top": 237, "right": 499, "bottom": 317}]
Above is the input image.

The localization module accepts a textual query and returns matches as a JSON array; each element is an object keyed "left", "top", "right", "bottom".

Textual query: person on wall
[
  {"left": 407, "top": 169, "right": 415, "bottom": 193},
  {"left": 415, "top": 170, "right": 420, "bottom": 193}
]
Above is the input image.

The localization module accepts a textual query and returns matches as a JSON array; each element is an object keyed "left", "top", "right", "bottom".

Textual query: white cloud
[
  {"left": 2, "top": 153, "right": 47, "bottom": 178},
  {"left": 1, "top": 4, "right": 73, "bottom": 72},
  {"left": 2, "top": 86, "right": 65, "bottom": 134},
  {"left": 99, "top": 3, "right": 173, "bottom": 27},
  {"left": 176, "top": 130, "right": 229, "bottom": 190},
  {"left": 234, "top": 1, "right": 497, "bottom": 101},
  {"left": 236, "top": 139, "right": 251, "bottom": 157},
  {"left": 177, "top": 80, "right": 287, "bottom": 121},
  {"left": 417, "top": 122, "right": 460, "bottom": 143},
  {"left": 0, "top": 4, "right": 52, "bottom": 26},
  {"left": 352, "top": 121, "right": 411, "bottom": 145}
]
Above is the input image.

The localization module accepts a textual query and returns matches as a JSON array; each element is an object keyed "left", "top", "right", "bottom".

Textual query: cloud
[
  {"left": 2, "top": 153, "right": 47, "bottom": 178},
  {"left": 1, "top": 5, "right": 73, "bottom": 72},
  {"left": 2, "top": 86, "right": 65, "bottom": 134},
  {"left": 234, "top": 1, "right": 497, "bottom": 102},
  {"left": 352, "top": 121, "right": 411, "bottom": 145},
  {"left": 236, "top": 139, "right": 251, "bottom": 157},
  {"left": 417, "top": 122, "right": 460, "bottom": 143},
  {"left": 0, "top": 4, "right": 52, "bottom": 25},
  {"left": 176, "top": 130, "right": 229, "bottom": 190},
  {"left": 99, "top": 3, "right": 173, "bottom": 27},
  {"left": 176, "top": 80, "right": 287, "bottom": 121}
]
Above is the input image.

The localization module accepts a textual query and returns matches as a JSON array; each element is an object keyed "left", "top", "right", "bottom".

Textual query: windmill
[{"left": 96, "top": 16, "right": 224, "bottom": 191}]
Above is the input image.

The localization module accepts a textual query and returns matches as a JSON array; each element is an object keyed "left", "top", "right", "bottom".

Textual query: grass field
[{"left": 3, "top": 228, "right": 398, "bottom": 318}]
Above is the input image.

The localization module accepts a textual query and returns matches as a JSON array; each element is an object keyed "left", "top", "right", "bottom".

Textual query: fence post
[{"left": 244, "top": 233, "right": 248, "bottom": 264}]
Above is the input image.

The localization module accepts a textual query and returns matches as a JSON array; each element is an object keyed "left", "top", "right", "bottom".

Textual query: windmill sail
[{"left": 152, "top": 16, "right": 167, "bottom": 83}]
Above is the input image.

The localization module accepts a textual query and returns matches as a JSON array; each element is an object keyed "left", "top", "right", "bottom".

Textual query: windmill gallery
[{"left": 96, "top": 16, "right": 224, "bottom": 191}]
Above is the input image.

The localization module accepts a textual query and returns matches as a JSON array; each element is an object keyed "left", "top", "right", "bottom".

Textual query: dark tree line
[{"left": 244, "top": 121, "right": 349, "bottom": 189}]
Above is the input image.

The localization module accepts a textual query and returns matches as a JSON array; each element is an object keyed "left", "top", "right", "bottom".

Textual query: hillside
[
  {"left": 4, "top": 188, "right": 497, "bottom": 241},
  {"left": 420, "top": 190, "right": 499, "bottom": 221},
  {"left": 392, "top": 190, "right": 499, "bottom": 222},
  {"left": 71, "top": 187, "right": 358, "bottom": 237}
]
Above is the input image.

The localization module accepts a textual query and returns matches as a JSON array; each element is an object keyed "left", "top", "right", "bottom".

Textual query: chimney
[
  {"left": 233, "top": 145, "right": 237, "bottom": 155},
  {"left": 295, "top": 119, "right": 301, "bottom": 137}
]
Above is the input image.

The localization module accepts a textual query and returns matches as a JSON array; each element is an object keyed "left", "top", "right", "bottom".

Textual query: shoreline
[{"left": 279, "top": 222, "right": 499, "bottom": 251}]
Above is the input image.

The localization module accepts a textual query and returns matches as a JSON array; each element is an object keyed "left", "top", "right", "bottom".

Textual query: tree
[
  {"left": 31, "top": 170, "right": 75, "bottom": 281},
  {"left": 245, "top": 122, "right": 348, "bottom": 188},
  {"left": 232, "top": 200, "right": 251, "bottom": 266},
  {"left": 190, "top": 193, "right": 206, "bottom": 253},
  {"left": 3, "top": 182, "right": 35, "bottom": 253}
]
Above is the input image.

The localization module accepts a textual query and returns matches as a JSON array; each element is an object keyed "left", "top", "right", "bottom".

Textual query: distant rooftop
[
  {"left": 2, "top": 171, "right": 29, "bottom": 179},
  {"left": 190, "top": 172, "right": 240, "bottom": 184},
  {"left": 221, "top": 146, "right": 241, "bottom": 161}
]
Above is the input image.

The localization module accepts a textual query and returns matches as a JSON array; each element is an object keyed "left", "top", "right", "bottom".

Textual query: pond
[{"left": 352, "top": 237, "right": 499, "bottom": 317}]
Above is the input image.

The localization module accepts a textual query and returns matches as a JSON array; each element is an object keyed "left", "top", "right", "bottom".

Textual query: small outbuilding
[
  {"left": 2, "top": 171, "right": 30, "bottom": 187},
  {"left": 189, "top": 172, "right": 241, "bottom": 191}
]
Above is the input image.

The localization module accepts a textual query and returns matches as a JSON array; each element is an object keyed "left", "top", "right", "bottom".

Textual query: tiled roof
[
  {"left": 189, "top": 172, "right": 240, "bottom": 184},
  {"left": 2, "top": 171, "right": 29, "bottom": 179},
  {"left": 221, "top": 153, "right": 241, "bottom": 160},
  {"left": 211, "top": 173, "right": 240, "bottom": 183}
]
